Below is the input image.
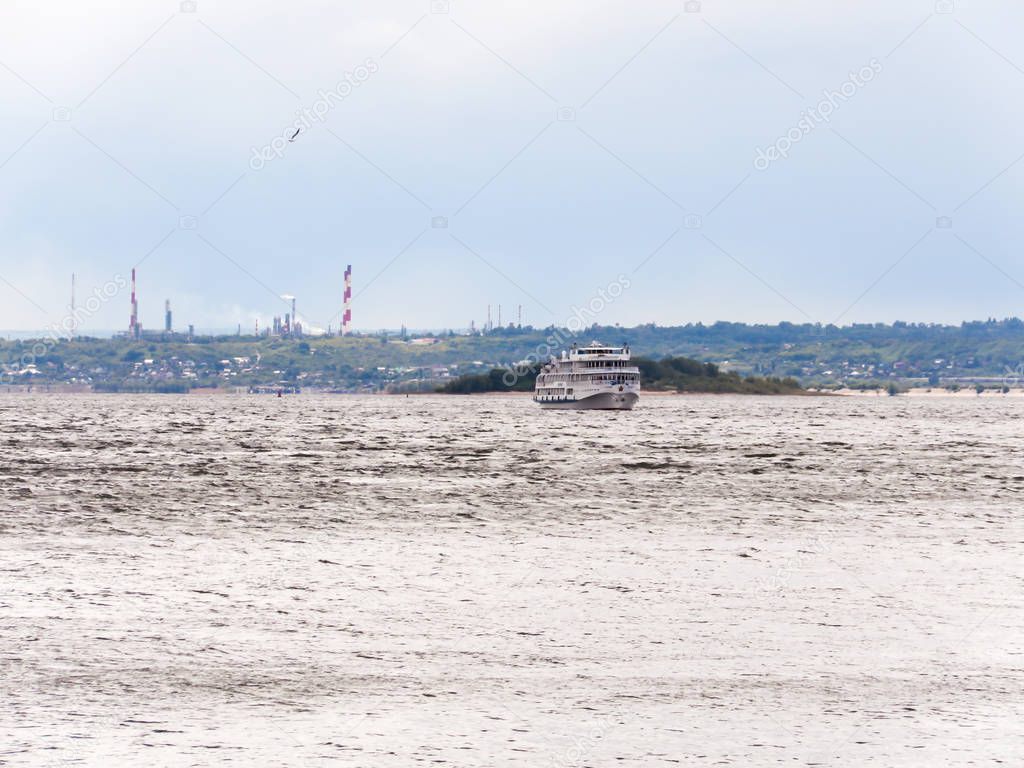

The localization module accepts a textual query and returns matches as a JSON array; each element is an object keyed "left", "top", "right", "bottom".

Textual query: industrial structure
[
  {"left": 129, "top": 268, "right": 140, "bottom": 339},
  {"left": 473, "top": 303, "right": 524, "bottom": 334},
  {"left": 117, "top": 264, "right": 359, "bottom": 340},
  {"left": 342, "top": 264, "right": 352, "bottom": 336},
  {"left": 271, "top": 294, "right": 302, "bottom": 337},
  {"left": 121, "top": 269, "right": 184, "bottom": 340}
]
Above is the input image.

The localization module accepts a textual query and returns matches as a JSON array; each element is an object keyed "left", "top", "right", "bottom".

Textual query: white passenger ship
[{"left": 534, "top": 341, "right": 640, "bottom": 410}]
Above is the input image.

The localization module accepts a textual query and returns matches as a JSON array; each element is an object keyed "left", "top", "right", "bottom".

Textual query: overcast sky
[{"left": 2, "top": 0, "right": 1023, "bottom": 333}]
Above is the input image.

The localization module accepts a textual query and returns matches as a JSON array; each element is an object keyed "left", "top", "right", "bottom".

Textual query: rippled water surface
[{"left": 1, "top": 393, "right": 1022, "bottom": 766}]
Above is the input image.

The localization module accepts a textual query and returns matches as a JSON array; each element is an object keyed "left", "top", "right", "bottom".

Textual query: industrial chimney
[
  {"left": 342, "top": 265, "right": 352, "bottom": 336},
  {"left": 129, "top": 268, "right": 139, "bottom": 339}
]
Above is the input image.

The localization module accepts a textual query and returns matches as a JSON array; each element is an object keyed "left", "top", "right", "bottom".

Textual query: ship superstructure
[{"left": 534, "top": 341, "right": 640, "bottom": 410}]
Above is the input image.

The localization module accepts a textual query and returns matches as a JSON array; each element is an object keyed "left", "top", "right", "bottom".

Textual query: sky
[{"left": 1, "top": 0, "right": 1023, "bottom": 334}]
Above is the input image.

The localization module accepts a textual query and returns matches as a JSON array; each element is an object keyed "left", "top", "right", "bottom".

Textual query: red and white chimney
[{"left": 342, "top": 265, "right": 352, "bottom": 336}]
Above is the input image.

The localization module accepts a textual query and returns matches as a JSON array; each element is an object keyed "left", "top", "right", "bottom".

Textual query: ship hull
[{"left": 536, "top": 391, "right": 639, "bottom": 410}]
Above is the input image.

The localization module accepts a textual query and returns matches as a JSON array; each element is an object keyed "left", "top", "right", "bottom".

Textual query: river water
[{"left": 0, "top": 394, "right": 1021, "bottom": 766}]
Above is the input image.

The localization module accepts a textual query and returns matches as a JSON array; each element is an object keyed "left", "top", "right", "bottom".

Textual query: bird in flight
[{"left": 289, "top": 128, "right": 301, "bottom": 143}]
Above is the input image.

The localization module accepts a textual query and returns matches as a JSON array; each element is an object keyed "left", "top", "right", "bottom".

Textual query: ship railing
[{"left": 543, "top": 371, "right": 640, "bottom": 378}]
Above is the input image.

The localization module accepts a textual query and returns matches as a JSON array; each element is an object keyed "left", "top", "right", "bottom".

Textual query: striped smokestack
[{"left": 342, "top": 265, "right": 352, "bottom": 336}]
